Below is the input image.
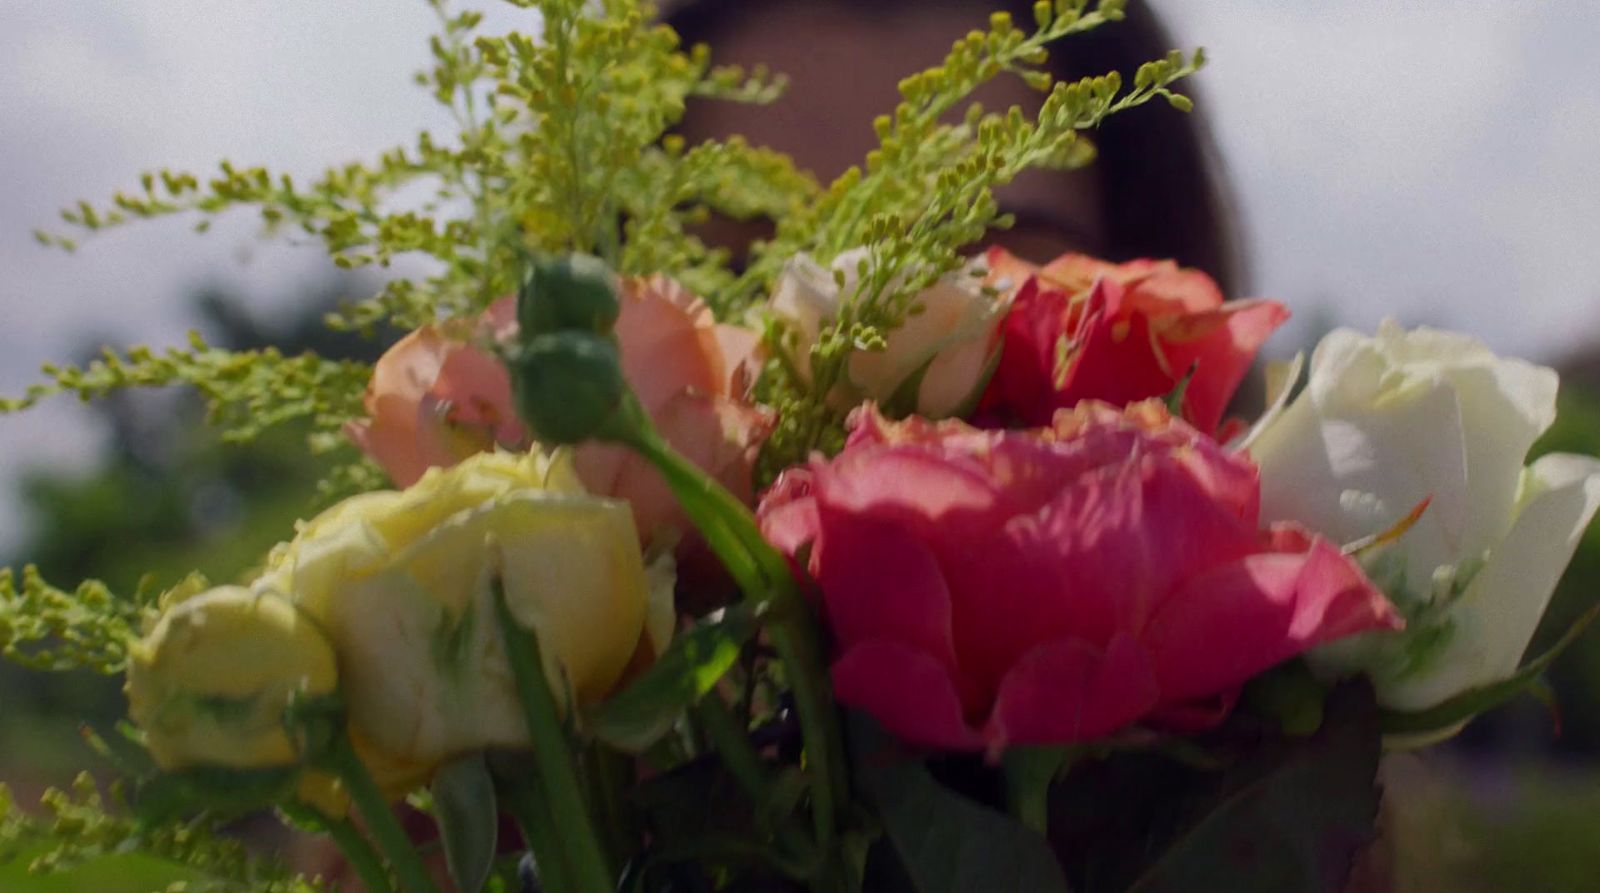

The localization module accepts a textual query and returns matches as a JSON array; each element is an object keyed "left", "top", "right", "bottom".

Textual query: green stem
[
  {"left": 693, "top": 696, "right": 772, "bottom": 803},
  {"left": 282, "top": 802, "right": 396, "bottom": 893},
  {"left": 765, "top": 625, "right": 846, "bottom": 844},
  {"left": 493, "top": 583, "right": 616, "bottom": 893},
  {"left": 1008, "top": 778, "right": 1049, "bottom": 837},
  {"left": 496, "top": 762, "right": 575, "bottom": 893},
  {"left": 621, "top": 420, "right": 848, "bottom": 844},
  {"left": 694, "top": 698, "right": 823, "bottom": 880},
  {"left": 583, "top": 743, "right": 638, "bottom": 868},
  {"left": 319, "top": 735, "right": 443, "bottom": 893}
]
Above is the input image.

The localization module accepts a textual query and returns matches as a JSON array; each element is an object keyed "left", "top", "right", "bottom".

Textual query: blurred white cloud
[
  {"left": 1156, "top": 0, "right": 1600, "bottom": 355},
  {"left": 2, "top": 1, "right": 1599, "bottom": 552}
]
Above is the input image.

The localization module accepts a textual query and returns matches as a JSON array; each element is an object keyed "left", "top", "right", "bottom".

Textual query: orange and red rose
[{"left": 977, "top": 249, "right": 1287, "bottom": 436}]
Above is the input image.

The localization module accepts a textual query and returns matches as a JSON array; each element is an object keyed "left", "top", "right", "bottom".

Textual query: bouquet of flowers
[{"left": 4, "top": 2, "right": 1599, "bottom": 892}]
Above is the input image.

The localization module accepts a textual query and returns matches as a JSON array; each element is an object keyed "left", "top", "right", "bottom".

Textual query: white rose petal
[
  {"left": 1379, "top": 452, "right": 1600, "bottom": 710},
  {"left": 767, "top": 248, "right": 1004, "bottom": 419}
]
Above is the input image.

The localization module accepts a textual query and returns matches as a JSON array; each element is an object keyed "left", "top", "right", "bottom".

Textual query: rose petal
[
  {"left": 615, "top": 276, "right": 726, "bottom": 413},
  {"left": 832, "top": 641, "right": 985, "bottom": 751},
  {"left": 1375, "top": 452, "right": 1600, "bottom": 710},
  {"left": 1143, "top": 535, "right": 1400, "bottom": 703},
  {"left": 594, "top": 393, "right": 769, "bottom": 544},
  {"left": 812, "top": 444, "right": 1010, "bottom": 545},
  {"left": 984, "top": 633, "right": 1159, "bottom": 749},
  {"left": 1156, "top": 299, "right": 1289, "bottom": 435},
  {"left": 1055, "top": 279, "right": 1183, "bottom": 414},
  {"left": 757, "top": 468, "right": 821, "bottom": 558},
  {"left": 811, "top": 506, "right": 963, "bottom": 678}
]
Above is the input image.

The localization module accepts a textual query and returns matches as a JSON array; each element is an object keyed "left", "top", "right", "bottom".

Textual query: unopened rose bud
[
  {"left": 508, "top": 331, "right": 629, "bottom": 445},
  {"left": 517, "top": 253, "right": 620, "bottom": 336},
  {"left": 126, "top": 586, "right": 337, "bottom": 770}
]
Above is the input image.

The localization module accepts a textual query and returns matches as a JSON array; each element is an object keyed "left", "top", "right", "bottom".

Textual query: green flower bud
[
  {"left": 508, "top": 331, "right": 629, "bottom": 444},
  {"left": 126, "top": 586, "right": 337, "bottom": 771},
  {"left": 517, "top": 253, "right": 620, "bottom": 336}
]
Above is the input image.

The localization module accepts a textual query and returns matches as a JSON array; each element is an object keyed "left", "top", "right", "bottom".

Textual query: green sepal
[
  {"left": 130, "top": 765, "right": 300, "bottom": 826},
  {"left": 585, "top": 604, "right": 763, "bottom": 753},
  {"left": 1162, "top": 361, "right": 1199, "bottom": 417},
  {"left": 1379, "top": 600, "right": 1600, "bottom": 736},
  {"left": 880, "top": 357, "right": 935, "bottom": 420},
  {"left": 431, "top": 753, "right": 499, "bottom": 893},
  {"left": 1240, "top": 660, "right": 1327, "bottom": 737},
  {"left": 1001, "top": 746, "right": 1079, "bottom": 835}
]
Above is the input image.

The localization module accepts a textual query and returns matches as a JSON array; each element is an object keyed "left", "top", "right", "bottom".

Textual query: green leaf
[
  {"left": 1126, "top": 684, "right": 1381, "bottom": 893},
  {"left": 431, "top": 754, "right": 499, "bottom": 893},
  {"left": 855, "top": 718, "right": 1069, "bottom": 893},
  {"left": 585, "top": 604, "right": 762, "bottom": 752},
  {"left": 1379, "top": 599, "right": 1600, "bottom": 736}
]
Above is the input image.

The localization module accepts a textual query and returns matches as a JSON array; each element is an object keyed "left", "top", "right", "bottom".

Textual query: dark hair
[{"left": 664, "top": 0, "right": 1247, "bottom": 296}]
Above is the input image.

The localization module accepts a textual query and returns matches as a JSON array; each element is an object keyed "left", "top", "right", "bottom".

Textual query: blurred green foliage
[
  {"left": 0, "top": 280, "right": 381, "bottom": 891},
  {"left": 1384, "top": 757, "right": 1600, "bottom": 893},
  {"left": 0, "top": 852, "right": 193, "bottom": 893}
]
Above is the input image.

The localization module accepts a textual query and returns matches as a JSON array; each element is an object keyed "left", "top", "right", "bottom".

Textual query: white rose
[
  {"left": 1247, "top": 320, "right": 1600, "bottom": 710},
  {"left": 768, "top": 247, "right": 1003, "bottom": 418}
]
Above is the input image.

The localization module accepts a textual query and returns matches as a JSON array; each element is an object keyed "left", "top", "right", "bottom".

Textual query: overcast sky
[{"left": 2, "top": 2, "right": 1599, "bottom": 552}]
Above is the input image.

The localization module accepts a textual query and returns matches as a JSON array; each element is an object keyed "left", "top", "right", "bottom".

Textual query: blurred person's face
[{"left": 675, "top": 2, "right": 1108, "bottom": 263}]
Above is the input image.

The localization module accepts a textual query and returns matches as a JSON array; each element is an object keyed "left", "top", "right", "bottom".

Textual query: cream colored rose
[
  {"left": 261, "top": 450, "right": 671, "bottom": 777},
  {"left": 769, "top": 248, "right": 1003, "bottom": 418},
  {"left": 1247, "top": 320, "right": 1600, "bottom": 710},
  {"left": 127, "top": 585, "right": 337, "bottom": 770}
]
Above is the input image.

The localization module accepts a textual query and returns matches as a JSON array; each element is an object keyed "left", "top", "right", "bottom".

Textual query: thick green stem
[
  {"left": 621, "top": 420, "right": 848, "bottom": 845},
  {"left": 693, "top": 696, "right": 772, "bottom": 803},
  {"left": 694, "top": 698, "right": 823, "bottom": 879},
  {"left": 497, "top": 763, "right": 575, "bottom": 893},
  {"left": 319, "top": 736, "right": 442, "bottom": 893},
  {"left": 493, "top": 584, "right": 616, "bottom": 893},
  {"left": 583, "top": 743, "right": 638, "bottom": 868},
  {"left": 282, "top": 802, "right": 395, "bottom": 893}
]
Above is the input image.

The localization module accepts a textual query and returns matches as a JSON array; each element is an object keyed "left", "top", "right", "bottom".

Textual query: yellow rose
[
  {"left": 126, "top": 586, "right": 337, "bottom": 770},
  {"left": 263, "top": 449, "right": 669, "bottom": 781}
]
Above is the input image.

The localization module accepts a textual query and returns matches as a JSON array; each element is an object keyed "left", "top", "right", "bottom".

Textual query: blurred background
[{"left": 3, "top": 2, "right": 1599, "bottom": 891}]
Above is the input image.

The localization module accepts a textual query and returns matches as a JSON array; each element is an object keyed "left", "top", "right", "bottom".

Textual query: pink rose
[
  {"left": 348, "top": 277, "right": 770, "bottom": 545},
  {"left": 758, "top": 401, "right": 1399, "bottom": 753},
  {"left": 977, "top": 249, "right": 1288, "bottom": 436}
]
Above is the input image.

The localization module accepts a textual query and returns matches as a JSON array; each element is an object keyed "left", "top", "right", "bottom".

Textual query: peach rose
[
  {"left": 570, "top": 275, "right": 771, "bottom": 544},
  {"left": 345, "top": 300, "right": 525, "bottom": 488},
  {"left": 348, "top": 278, "right": 770, "bottom": 546}
]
